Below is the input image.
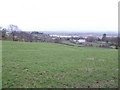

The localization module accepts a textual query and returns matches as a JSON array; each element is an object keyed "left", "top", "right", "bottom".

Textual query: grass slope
[
  {"left": 2, "top": 41, "right": 118, "bottom": 88},
  {"left": 0, "top": 41, "right": 2, "bottom": 89}
]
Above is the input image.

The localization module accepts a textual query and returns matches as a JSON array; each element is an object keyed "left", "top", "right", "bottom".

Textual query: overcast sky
[{"left": 0, "top": 0, "right": 119, "bottom": 32}]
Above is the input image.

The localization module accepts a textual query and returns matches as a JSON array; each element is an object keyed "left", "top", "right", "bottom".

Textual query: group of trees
[
  {"left": 0, "top": 24, "right": 38, "bottom": 42},
  {"left": 0, "top": 24, "right": 63, "bottom": 43},
  {"left": 86, "top": 34, "right": 118, "bottom": 44}
]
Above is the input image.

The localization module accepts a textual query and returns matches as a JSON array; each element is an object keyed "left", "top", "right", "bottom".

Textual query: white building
[{"left": 78, "top": 39, "right": 86, "bottom": 42}]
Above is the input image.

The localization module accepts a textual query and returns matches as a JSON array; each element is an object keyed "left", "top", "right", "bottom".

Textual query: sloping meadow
[{"left": 2, "top": 41, "right": 118, "bottom": 88}]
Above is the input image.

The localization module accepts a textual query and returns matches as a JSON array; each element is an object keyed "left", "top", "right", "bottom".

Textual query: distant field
[{"left": 2, "top": 41, "right": 118, "bottom": 88}]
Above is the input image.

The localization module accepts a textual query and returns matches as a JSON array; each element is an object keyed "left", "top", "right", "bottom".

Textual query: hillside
[{"left": 2, "top": 41, "right": 118, "bottom": 88}]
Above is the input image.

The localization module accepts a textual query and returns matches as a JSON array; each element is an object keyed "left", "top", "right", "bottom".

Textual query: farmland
[{"left": 2, "top": 41, "right": 118, "bottom": 88}]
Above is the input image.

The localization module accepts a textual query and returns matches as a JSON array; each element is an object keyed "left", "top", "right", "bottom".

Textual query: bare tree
[
  {"left": 102, "top": 33, "right": 107, "bottom": 41},
  {"left": 8, "top": 24, "right": 19, "bottom": 41},
  {"left": 2, "top": 28, "right": 7, "bottom": 39},
  {"left": 0, "top": 27, "right": 2, "bottom": 40}
]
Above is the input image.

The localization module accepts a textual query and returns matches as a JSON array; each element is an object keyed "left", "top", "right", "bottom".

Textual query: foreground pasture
[{"left": 2, "top": 41, "right": 118, "bottom": 88}]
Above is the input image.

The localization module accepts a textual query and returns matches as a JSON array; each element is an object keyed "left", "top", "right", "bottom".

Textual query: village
[{"left": 49, "top": 33, "right": 118, "bottom": 48}]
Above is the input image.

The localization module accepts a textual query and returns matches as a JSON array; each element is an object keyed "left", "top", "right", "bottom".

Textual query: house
[
  {"left": 72, "top": 39, "right": 86, "bottom": 42},
  {"left": 78, "top": 39, "right": 86, "bottom": 42}
]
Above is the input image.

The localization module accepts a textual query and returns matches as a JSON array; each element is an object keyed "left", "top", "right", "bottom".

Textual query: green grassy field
[
  {"left": 0, "top": 41, "right": 2, "bottom": 89},
  {"left": 2, "top": 41, "right": 118, "bottom": 88}
]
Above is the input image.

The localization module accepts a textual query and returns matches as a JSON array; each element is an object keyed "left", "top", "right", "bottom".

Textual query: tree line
[
  {"left": 0, "top": 24, "right": 62, "bottom": 43},
  {"left": 0, "top": 24, "right": 119, "bottom": 48}
]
